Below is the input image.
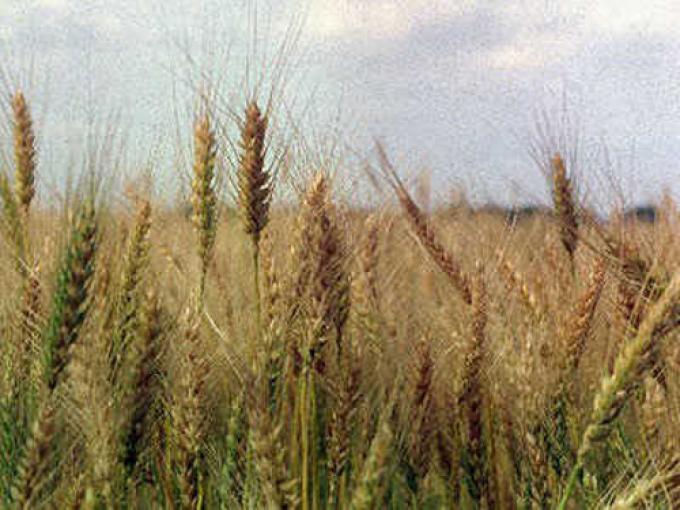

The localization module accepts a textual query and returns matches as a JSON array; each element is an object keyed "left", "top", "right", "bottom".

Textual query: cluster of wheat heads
[{"left": 0, "top": 92, "right": 679, "bottom": 509}]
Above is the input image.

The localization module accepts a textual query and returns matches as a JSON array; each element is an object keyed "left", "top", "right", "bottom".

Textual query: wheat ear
[
  {"left": 190, "top": 114, "right": 218, "bottom": 302},
  {"left": 12, "top": 91, "right": 36, "bottom": 216},
  {"left": 110, "top": 199, "right": 152, "bottom": 381},
  {"left": 551, "top": 153, "right": 578, "bottom": 266},
  {"left": 237, "top": 100, "right": 271, "bottom": 246},
  {"left": 44, "top": 199, "right": 97, "bottom": 391},
  {"left": 293, "top": 173, "right": 350, "bottom": 361}
]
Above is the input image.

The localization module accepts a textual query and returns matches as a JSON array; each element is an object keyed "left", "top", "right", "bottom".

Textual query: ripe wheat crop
[{"left": 0, "top": 92, "right": 678, "bottom": 510}]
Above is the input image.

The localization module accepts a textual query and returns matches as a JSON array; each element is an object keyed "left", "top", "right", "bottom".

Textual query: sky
[{"left": 1, "top": 0, "right": 680, "bottom": 207}]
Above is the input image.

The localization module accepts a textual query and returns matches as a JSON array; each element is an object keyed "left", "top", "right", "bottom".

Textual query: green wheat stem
[{"left": 557, "top": 464, "right": 581, "bottom": 510}]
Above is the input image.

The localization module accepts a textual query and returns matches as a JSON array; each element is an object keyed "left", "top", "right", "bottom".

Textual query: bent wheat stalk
[{"left": 374, "top": 142, "right": 472, "bottom": 305}]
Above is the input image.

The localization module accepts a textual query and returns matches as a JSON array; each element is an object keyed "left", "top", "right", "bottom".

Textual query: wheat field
[{"left": 0, "top": 89, "right": 679, "bottom": 510}]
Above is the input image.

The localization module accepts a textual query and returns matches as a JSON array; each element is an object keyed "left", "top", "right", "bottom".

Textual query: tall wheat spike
[
  {"left": 190, "top": 114, "right": 218, "bottom": 302},
  {"left": 293, "top": 173, "right": 350, "bottom": 360},
  {"left": 551, "top": 153, "right": 578, "bottom": 266},
  {"left": 12, "top": 91, "right": 36, "bottom": 216},
  {"left": 237, "top": 100, "right": 271, "bottom": 246},
  {"left": 236, "top": 100, "right": 272, "bottom": 326},
  {"left": 4, "top": 92, "right": 41, "bottom": 393}
]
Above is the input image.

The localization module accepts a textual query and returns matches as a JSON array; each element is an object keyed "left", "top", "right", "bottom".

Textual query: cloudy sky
[{"left": 1, "top": 0, "right": 679, "bottom": 206}]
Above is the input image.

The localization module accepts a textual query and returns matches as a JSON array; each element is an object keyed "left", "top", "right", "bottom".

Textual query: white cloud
[
  {"left": 481, "top": 0, "right": 680, "bottom": 72},
  {"left": 485, "top": 0, "right": 680, "bottom": 39},
  {"left": 484, "top": 45, "right": 544, "bottom": 70},
  {"left": 582, "top": 0, "right": 680, "bottom": 36},
  {"left": 469, "top": 3, "right": 577, "bottom": 71},
  {"left": 34, "top": 0, "right": 70, "bottom": 8},
  {"left": 306, "top": 0, "right": 475, "bottom": 41}
]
